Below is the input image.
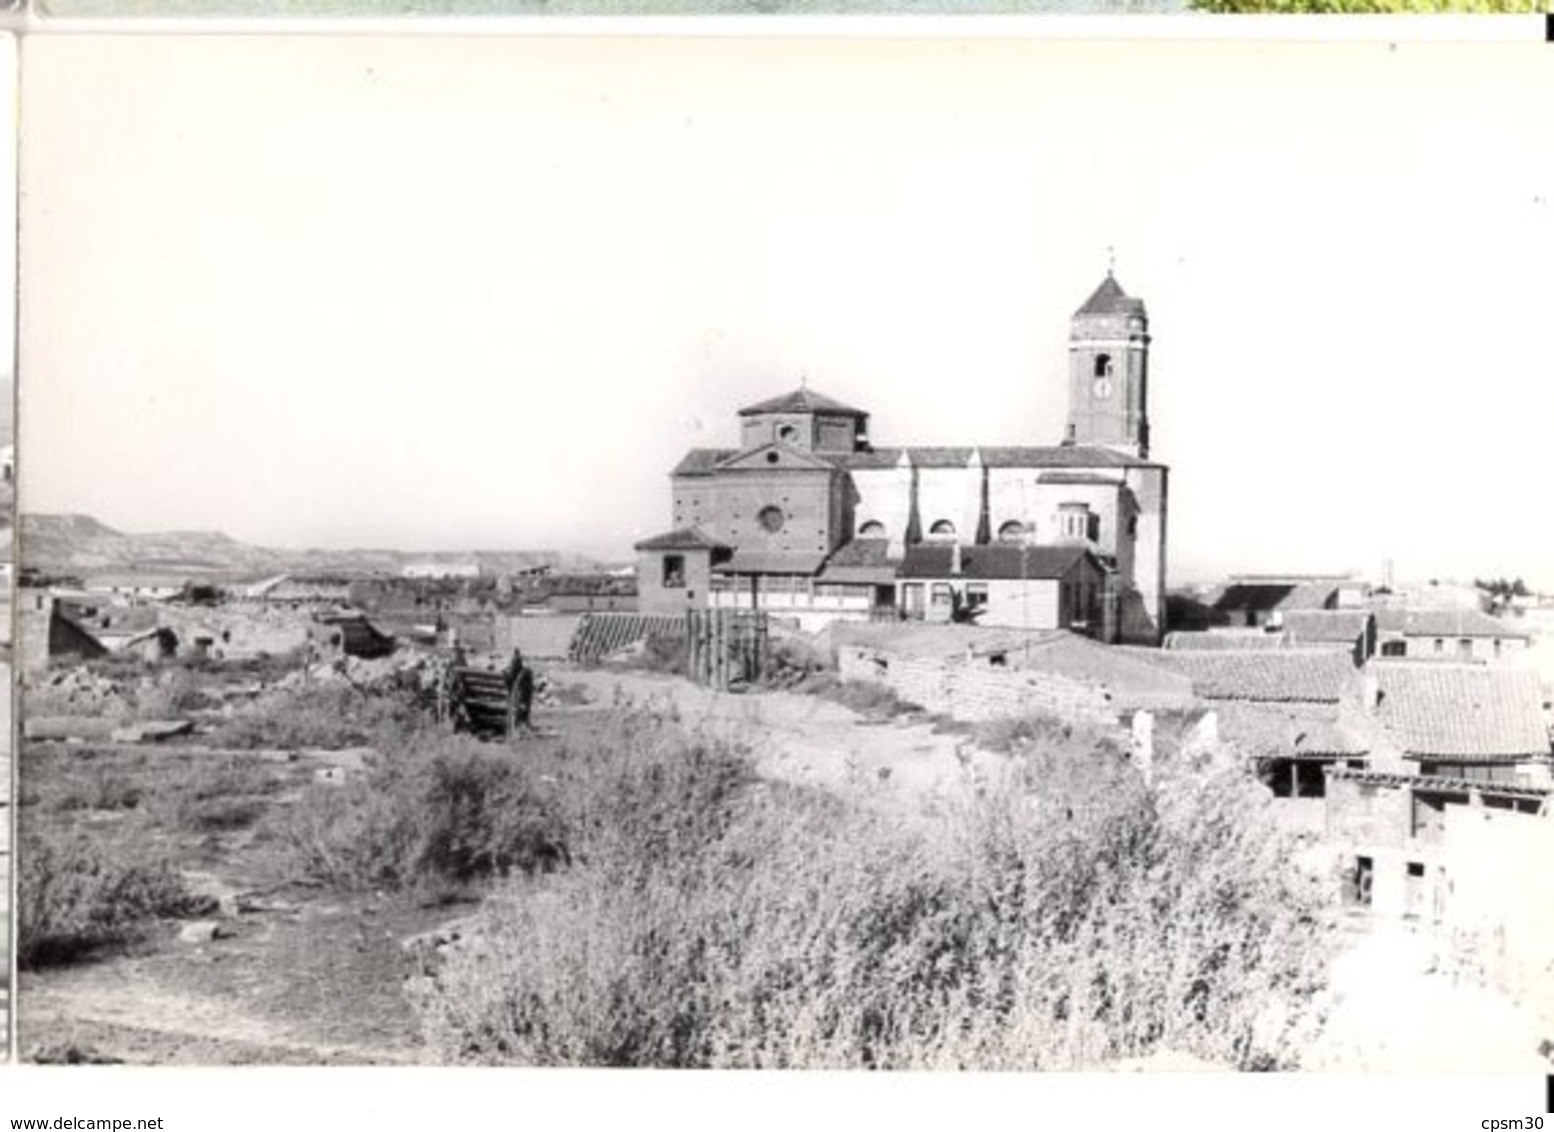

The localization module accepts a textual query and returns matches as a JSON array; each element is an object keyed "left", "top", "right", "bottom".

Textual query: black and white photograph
[{"left": 12, "top": 32, "right": 1554, "bottom": 1076}]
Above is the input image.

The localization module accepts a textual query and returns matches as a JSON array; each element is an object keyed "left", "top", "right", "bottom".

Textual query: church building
[{"left": 635, "top": 273, "right": 1169, "bottom": 644}]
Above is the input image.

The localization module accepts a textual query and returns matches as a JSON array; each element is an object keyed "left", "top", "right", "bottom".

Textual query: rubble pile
[
  {"left": 35, "top": 667, "right": 136, "bottom": 717},
  {"left": 270, "top": 649, "right": 562, "bottom": 708}
]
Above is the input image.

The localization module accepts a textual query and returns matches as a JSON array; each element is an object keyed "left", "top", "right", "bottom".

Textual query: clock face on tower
[{"left": 1093, "top": 377, "right": 1114, "bottom": 400}]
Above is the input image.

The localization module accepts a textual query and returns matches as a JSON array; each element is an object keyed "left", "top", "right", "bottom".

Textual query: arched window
[
  {"left": 776, "top": 424, "right": 799, "bottom": 444},
  {"left": 997, "top": 520, "right": 1030, "bottom": 542},
  {"left": 1094, "top": 354, "right": 1113, "bottom": 378},
  {"left": 928, "top": 520, "right": 956, "bottom": 539},
  {"left": 858, "top": 520, "right": 886, "bottom": 538}
]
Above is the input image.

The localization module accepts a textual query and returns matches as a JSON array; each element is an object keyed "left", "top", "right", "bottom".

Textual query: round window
[{"left": 758, "top": 505, "right": 786, "bottom": 533}]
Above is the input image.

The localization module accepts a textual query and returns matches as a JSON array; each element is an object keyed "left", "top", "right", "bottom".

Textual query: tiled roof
[
  {"left": 1370, "top": 661, "right": 1549, "bottom": 759},
  {"left": 1036, "top": 472, "right": 1124, "bottom": 486},
  {"left": 712, "top": 549, "right": 828, "bottom": 576},
  {"left": 1282, "top": 609, "right": 1373, "bottom": 644},
  {"left": 897, "top": 544, "right": 1096, "bottom": 581},
  {"left": 1132, "top": 648, "right": 1358, "bottom": 704},
  {"left": 823, "top": 538, "right": 893, "bottom": 569},
  {"left": 672, "top": 449, "right": 740, "bottom": 476},
  {"left": 817, "top": 538, "right": 898, "bottom": 584},
  {"left": 842, "top": 445, "right": 1150, "bottom": 470},
  {"left": 1328, "top": 766, "right": 1552, "bottom": 799},
  {"left": 1212, "top": 580, "right": 1342, "bottom": 617},
  {"left": 737, "top": 388, "right": 867, "bottom": 418},
  {"left": 632, "top": 527, "right": 728, "bottom": 552},
  {"left": 1212, "top": 583, "right": 1295, "bottom": 616},
  {"left": 1214, "top": 703, "right": 1368, "bottom": 759},
  {"left": 1373, "top": 607, "right": 1529, "bottom": 640},
  {"left": 1164, "top": 629, "right": 1289, "bottom": 651},
  {"left": 1074, "top": 274, "right": 1146, "bottom": 318},
  {"left": 1280, "top": 581, "right": 1343, "bottom": 612},
  {"left": 1013, "top": 632, "right": 1195, "bottom": 710},
  {"left": 675, "top": 444, "right": 1153, "bottom": 476}
]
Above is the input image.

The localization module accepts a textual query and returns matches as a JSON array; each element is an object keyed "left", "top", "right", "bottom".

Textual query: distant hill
[{"left": 20, "top": 513, "right": 608, "bottom": 580}]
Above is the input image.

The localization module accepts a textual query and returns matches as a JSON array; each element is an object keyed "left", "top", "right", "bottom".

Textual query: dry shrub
[
  {"left": 205, "top": 682, "right": 416, "bottom": 751},
  {"left": 273, "top": 707, "right": 749, "bottom": 904},
  {"left": 17, "top": 826, "right": 210, "bottom": 968},
  {"left": 273, "top": 738, "right": 569, "bottom": 893},
  {"left": 410, "top": 718, "right": 1336, "bottom": 1069},
  {"left": 799, "top": 672, "right": 922, "bottom": 718},
  {"left": 131, "top": 668, "right": 211, "bottom": 718}
]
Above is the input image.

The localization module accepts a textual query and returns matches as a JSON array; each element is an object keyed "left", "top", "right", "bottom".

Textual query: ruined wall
[
  {"left": 156, "top": 604, "right": 313, "bottom": 661},
  {"left": 838, "top": 644, "right": 1118, "bottom": 726},
  {"left": 1324, "top": 775, "right": 1413, "bottom": 851}
]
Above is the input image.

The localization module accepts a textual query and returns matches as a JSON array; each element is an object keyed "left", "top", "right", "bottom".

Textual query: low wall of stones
[
  {"left": 837, "top": 645, "right": 1119, "bottom": 727},
  {"left": 157, "top": 604, "right": 314, "bottom": 661}
]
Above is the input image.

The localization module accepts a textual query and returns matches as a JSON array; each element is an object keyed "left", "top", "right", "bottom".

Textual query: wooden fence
[
  {"left": 567, "top": 612, "right": 684, "bottom": 664},
  {"left": 686, "top": 609, "right": 768, "bottom": 690}
]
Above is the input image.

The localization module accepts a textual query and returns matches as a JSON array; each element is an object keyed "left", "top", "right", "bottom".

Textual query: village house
[
  {"left": 1323, "top": 767, "right": 1552, "bottom": 970},
  {"left": 309, "top": 611, "right": 396, "bottom": 660},
  {"left": 1280, "top": 609, "right": 1376, "bottom": 664},
  {"left": 82, "top": 574, "right": 189, "bottom": 602},
  {"left": 1206, "top": 575, "right": 1361, "bottom": 629},
  {"left": 635, "top": 273, "right": 1170, "bottom": 643},
  {"left": 1133, "top": 647, "right": 1369, "bottom": 819},
  {"left": 401, "top": 562, "right": 481, "bottom": 580},
  {"left": 894, "top": 543, "right": 1107, "bottom": 633},
  {"left": 1372, "top": 607, "right": 1529, "bottom": 662},
  {"left": 1359, "top": 661, "right": 1550, "bottom": 783}
]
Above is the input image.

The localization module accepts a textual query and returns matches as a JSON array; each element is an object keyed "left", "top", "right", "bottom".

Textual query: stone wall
[
  {"left": 154, "top": 603, "right": 314, "bottom": 661},
  {"left": 838, "top": 644, "right": 1118, "bottom": 727}
]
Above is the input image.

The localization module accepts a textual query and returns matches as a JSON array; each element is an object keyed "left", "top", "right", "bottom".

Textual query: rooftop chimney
[{"left": 951, "top": 543, "right": 963, "bottom": 576}]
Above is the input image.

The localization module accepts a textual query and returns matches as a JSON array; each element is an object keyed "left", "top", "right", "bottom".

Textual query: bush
[
  {"left": 410, "top": 719, "right": 1336, "bottom": 1069},
  {"left": 48, "top": 767, "right": 145, "bottom": 813},
  {"left": 18, "top": 827, "right": 211, "bottom": 968},
  {"left": 272, "top": 708, "right": 752, "bottom": 904},
  {"left": 623, "top": 634, "right": 688, "bottom": 677},
  {"left": 273, "top": 740, "right": 570, "bottom": 893},
  {"left": 132, "top": 669, "right": 211, "bottom": 718},
  {"left": 205, "top": 682, "right": 418, "bottom": 751},
  {"left": 799, "top": 672, "right": 922, "bottom": 719}
]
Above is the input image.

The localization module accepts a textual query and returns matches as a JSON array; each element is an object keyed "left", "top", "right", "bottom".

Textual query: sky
[{"left": 18, "top": 34, "right": 1554, "bottom": 587}]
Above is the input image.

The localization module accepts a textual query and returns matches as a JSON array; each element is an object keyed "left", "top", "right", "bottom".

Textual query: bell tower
[{"left": 1064, "top": 268, "right": 1150, "bottom": 459}]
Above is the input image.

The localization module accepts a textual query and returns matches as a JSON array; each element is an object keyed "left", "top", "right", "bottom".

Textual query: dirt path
[{"left": 19, "top": 888, "right": 454, "bottom": 1065}]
